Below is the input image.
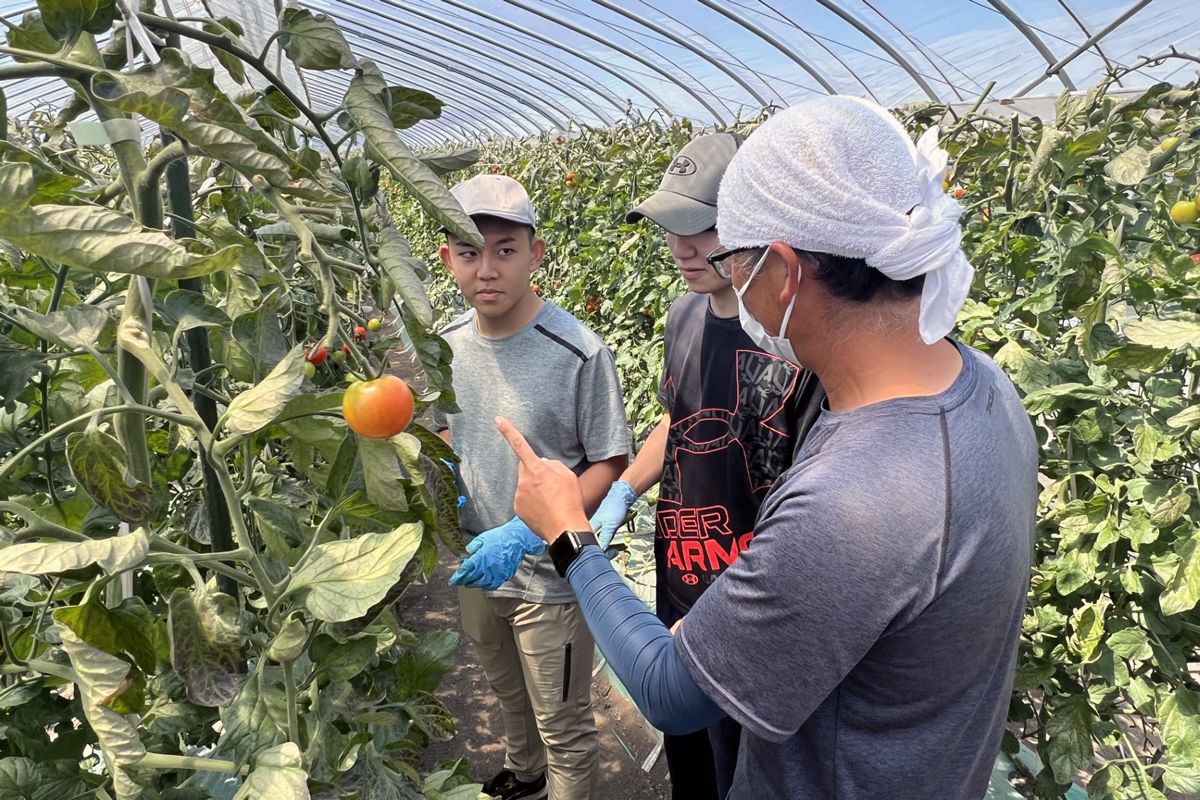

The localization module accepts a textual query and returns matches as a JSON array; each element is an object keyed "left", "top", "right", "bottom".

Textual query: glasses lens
[{"left": 704, "top": 247, "right": 732, "bottom": 278}]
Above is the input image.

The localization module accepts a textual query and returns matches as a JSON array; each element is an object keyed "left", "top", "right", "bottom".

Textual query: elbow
[{"left": 651, "top": 712, "right": 707, "bottom": 737}]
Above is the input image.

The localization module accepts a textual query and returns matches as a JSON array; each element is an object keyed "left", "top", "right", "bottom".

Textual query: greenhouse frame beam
[
  {"left": 815, "top": 0, "right": 943, "bottom": 104},
  {"left": 753, "top": 0, "right": 880, "bottom": 102},
  {"left": 324, "top": 23, "right": 565, "bottom": 133},
  {"left": 370, "top": 0, "right": 628, "bottom": 115},
  {"left": 308, "top": 82, "right": 480, "bottom": 143},
  {"left": 1012, "top": 0, "right": 1151, "bottom": 98},
  {"left": 435, "top": 0, "right": 671, "bottom": 118},
  {"left": 546, "top": 1, "right": 739, "bottom": 118},
  {"left": 1056, "top": 0, "right": 1122, "bottom": 84},
  {"left": 336, "top": 23, "right": 573, "bottom": 134},
  {"left": 501, "top": 0, "right": 729, "bottom": 124},
  {"left": 306, "top": 65, "right": 530, "bottom": 141},
  {"left": 695, "top": 0, "right": 838, "bottom": 95},
  {"left": 306, "top": 57, "right": 533, "bottom": 140},
  {"left": 589, "top": 0, "right": 771, "bottom": 109},
  {"left": 986, "top": 0, "right": 1077, "bottom": 91},
  {"left": 644, "top": 0, "right": 790, "bottom": 106},
  {"left": 352, "top": 0, "right": 622, "bottom": 125},
  {"left": 860, "top": 0, "right": 965, "bottom": 100},
  {"left": 354, "top": 30, "right": 571, "bottom": 132}
]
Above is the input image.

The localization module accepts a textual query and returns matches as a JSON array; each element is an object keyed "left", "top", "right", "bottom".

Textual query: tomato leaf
[
  {"left": 278, "top": 7, "right": 356, "bottom": 71},
  {"left": 222, "top": 345, "right": 306, "bottom": 436},
  {"left": 216, "top": 677, "right": 288, "bottom": 766},
  {"left": 37, "top": 0, "right": 117, "bottom": 41},
  {"left": 358, "top": 436, "right": 410, "bottom": 512},
  {"left": 266, "top": 613, "right": 307, "bottom": 664},
  {"left": 1160, "top": 529, "right": 1200, "bottom": 616},
  {"left": 168, "top": 587, "right": 242, "bottom": 707},
  {"left": 247, "top": 497, "right": 306, "bottom": 566},
  {"left": 0, "top": 757, "right": 90, "bottom": 800},
  {"left": 344, "top": 62, "right": 481, "bottom": 246},
  {"left": 286, "top": 523, "right": 422, "bottom": 622},
  {"left": 67, "top": 428, "right": 157, "bottom": 524},
  {"left": 163, "top": 289, "right": 231, "bottom": 348},
  {"left": 1159, "top": 688, "right": 1200, "bottom": 794},
  {"left": 57, "top": 626, "right": 145, "bottom": 800},
  {"left": 53, "top": 595, "right": 158, "bottom": 674},
  {"left": 1045, "top": 698, "right": 1094, "bottom": 784},
  {"left": 233, "top": 742, "right": 309, "bottom": 800},
  {"left": 419, "top": 146, "right": 477, "bottom": 176},
  {"left": 1104, "top": 144, "right": 1152, "bottom": 185},
  {"left": 10, "top": 305, "right": 111, "bottom": 353},
  {"left": 1123, "top": 317, "right": 1200, "bottom": 350},
  {"left": 386, "top": 86, "right": 444, "bottom": 128},
  {"left": 0, "top": 528, "right": 150, "bottom": 575},
  {"left": 378, "top": 227, "right": 435, "bottom": 327},
  {"left": 0, "top": 165, "right": 241, "bottom": 280}
]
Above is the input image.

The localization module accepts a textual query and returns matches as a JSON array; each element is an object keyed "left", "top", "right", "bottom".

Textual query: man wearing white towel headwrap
[{"left": 493, "top": 97, "right": 1039, "bottom": 799}]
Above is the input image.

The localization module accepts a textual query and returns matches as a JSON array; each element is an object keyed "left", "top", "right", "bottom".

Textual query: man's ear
[
  {"left": 530, "top": 237, "right": 547, "bottom": 269},
  {"left": 438, "top": 242, "right": 454, "bottom": 270},
  {"left": 770, "top": 242, "right": 802, "bottom": 306}
]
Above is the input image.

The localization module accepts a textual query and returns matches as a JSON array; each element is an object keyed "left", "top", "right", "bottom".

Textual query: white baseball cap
[{"left": 444, "top": 174, "right": 537, "bottom": 232}]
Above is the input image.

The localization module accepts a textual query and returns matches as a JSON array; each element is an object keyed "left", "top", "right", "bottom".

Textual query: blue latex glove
[
  {"left": 448, "top": 517, "right": 545, "bottom": 590},
  {"left": 589, "top": 480, "right": 639, "bottom": 549}
]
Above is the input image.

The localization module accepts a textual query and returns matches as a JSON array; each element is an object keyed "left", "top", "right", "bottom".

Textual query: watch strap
[{"left": 549, "top": 530, "right": 598, "bottom": 577}]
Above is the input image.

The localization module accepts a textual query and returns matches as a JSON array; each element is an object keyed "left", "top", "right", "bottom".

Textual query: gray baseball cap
[
  {"left": 626, "top": 132, "right": 742, "bottom": 235},
  {"left": 443, "top": 174, "right": 537, "bottom": 232}
]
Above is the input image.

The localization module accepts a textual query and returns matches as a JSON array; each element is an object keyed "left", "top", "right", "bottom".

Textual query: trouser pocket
[{"left": 561, "top": 642, "right": 572, "bottom": 702}]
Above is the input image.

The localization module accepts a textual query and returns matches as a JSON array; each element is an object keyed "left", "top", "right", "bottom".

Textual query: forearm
[
  {"left": 566, "top": 548, "right": 722, "bottom": 734},
  {"left": 577, "top": 454, "right": 627, "bottom": 516},
  {"left": 620, "top": 414, "right": 668, "bottom": 496}
]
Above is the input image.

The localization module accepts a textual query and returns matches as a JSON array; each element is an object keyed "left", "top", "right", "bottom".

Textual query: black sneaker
[{"left": 482, "top": 769, "right": 548, "bottom": 800}]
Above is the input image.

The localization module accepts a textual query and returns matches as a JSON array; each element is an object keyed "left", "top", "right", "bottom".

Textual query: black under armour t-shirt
[{"left": 655, "top": 292, "right": 824, "bottom": 615}]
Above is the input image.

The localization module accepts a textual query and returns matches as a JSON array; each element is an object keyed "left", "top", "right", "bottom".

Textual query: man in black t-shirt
[{"left": 590, "top": 133, "right": 824, "bottom": 800}]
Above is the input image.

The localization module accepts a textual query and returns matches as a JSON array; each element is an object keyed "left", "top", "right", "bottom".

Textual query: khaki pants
[{"left": 458, "top": 588, "right": 599, "bottom": 800}]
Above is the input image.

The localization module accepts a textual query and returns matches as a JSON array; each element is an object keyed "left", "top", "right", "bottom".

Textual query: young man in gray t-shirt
[{"left": 437, "top": 174, "right": 629, "bottom": 800}]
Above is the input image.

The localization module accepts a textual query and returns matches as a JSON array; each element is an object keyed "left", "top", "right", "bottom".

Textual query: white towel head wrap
[{"left": 716, "top": 96, "right": 973, "bottom": 344}]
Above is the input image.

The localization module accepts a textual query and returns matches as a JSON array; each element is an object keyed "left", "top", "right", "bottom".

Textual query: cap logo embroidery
[{"left": 668, "top": 156, "right": 697, "bottom": 176}]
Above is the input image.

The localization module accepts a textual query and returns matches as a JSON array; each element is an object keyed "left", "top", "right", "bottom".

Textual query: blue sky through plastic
[{"left": 2, "top": 0, "right": 1198, "bottom": 137}]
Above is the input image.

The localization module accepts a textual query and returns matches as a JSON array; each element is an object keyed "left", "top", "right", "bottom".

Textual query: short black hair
[
  {"left": 802, "top": 251, "right": 924, "bottom": 303},
  {"left": 446, "top": 215, "right": 536, "bottom": 244}
]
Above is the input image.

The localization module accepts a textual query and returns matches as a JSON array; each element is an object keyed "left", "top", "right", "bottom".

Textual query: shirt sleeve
[
  {"left": 567, "top": 548, "right": 724, "bottom": 734},
  {"left": 674, "top": 476, "right": 938, "bottom": 743},
  {"left": 575, "top": 345, "right": 631, "bottom": 463},
  {"left": 657, "top": 305, "right": 677, "bottom": 410}
]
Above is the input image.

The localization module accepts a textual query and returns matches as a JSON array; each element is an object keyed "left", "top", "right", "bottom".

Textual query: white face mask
[{"left": 734, "top": 248, "right": 801, "bottom": 365}]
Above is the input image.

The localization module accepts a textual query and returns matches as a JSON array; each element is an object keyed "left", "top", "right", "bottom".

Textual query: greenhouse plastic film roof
[{"left": 3, "top": 0, "right": 1200, "bottom": 141}]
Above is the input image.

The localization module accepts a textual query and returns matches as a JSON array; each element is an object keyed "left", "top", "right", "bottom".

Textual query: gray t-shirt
[
  {"left": 676, "top": 343, "right": 1037, "bottom": 799},
  {"left": 442, "top": 301, "right": 630, "bottom": 603}
]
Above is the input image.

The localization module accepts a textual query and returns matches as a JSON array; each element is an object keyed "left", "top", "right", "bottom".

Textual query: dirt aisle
[{"left": 402, "top": 552, "right": 671, "bottom": 799}]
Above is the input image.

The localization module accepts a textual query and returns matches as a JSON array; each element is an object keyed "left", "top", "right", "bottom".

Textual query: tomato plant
[{"left": 0, "top": 2, "right": 481, "bottom": 798}]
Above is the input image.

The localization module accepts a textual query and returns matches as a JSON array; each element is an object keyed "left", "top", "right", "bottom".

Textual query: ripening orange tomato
[{"left": 343, "top": 375, "right": 414, "bottom": 439}]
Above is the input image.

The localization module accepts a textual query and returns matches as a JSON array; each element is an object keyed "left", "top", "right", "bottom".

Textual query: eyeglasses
[{"left": 705, "top": 245, "right": 763, "bottom": 279}]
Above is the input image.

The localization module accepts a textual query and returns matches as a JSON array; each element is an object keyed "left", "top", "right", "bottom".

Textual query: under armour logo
[{"left": 668, "top": 156, "right": 697, "bottom": 176}]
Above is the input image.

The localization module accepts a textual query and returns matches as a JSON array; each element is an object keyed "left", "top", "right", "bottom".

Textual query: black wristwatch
[{"left": 548, "top": 530, "right": 598, "bottom": 577}]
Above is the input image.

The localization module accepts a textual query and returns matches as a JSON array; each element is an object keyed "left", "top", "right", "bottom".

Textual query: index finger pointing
[{"left": 495, "top": 417, "right": 541, "bottom": 468}]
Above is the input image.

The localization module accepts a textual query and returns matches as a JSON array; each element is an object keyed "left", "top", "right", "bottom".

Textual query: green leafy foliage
[{"left": 0, "top": 6, "right": 478, "bottom": 798}]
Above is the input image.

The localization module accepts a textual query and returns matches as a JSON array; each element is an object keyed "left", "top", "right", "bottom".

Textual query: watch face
[{"left": 550, "top": 530, "right": 596, "bottom": 576}]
